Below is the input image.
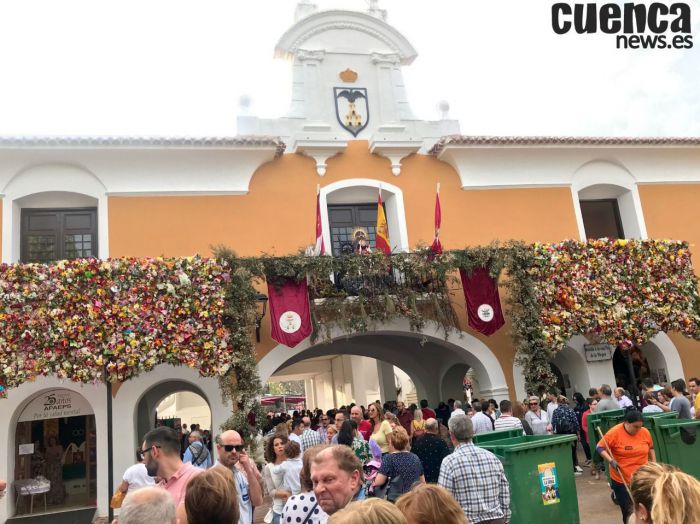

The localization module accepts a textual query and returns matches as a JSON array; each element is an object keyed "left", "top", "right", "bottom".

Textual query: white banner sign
[
  {"left": 584, "top": 344, "right": 614, "bottom": 362},
  {"left": 18, "top": 389, "right": 93, "bottom": 422}
]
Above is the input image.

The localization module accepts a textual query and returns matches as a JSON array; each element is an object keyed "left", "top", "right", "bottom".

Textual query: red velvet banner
[
  {"left": 459, "top": 267, "right": 505, "bottom": 336},
  {"left": 267, "top": 278, "right": 313, "bottom": 348}
]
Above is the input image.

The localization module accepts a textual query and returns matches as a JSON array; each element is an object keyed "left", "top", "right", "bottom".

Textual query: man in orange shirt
[{"left": 597, "top": 410, "right": 655, "bottom": 524}]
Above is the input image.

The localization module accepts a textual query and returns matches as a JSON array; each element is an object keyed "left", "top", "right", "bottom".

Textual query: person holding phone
[{"left": 215, "top": 430, "right": 264, "bottom": 524}]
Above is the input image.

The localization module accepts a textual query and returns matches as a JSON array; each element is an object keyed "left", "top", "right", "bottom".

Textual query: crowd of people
[{"left": 101, "top": 379, "right": 700, "bottom": 524}]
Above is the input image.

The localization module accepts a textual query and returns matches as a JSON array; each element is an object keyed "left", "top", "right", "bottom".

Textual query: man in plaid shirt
[{"left": 438, "top": 414, "right": 510, "bottom": 524}]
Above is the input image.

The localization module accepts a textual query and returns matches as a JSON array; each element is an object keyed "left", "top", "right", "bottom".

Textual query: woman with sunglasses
[
  {"left": 523, "top": 396, "right": 550, "bottom": 435},
  {"left": 368, "top": 403, "right": 393, "bottom": 455}
]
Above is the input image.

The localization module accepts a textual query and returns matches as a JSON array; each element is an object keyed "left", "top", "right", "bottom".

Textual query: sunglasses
[
  {"left": 222, "top": 444, "right": 245, "bottom": 453},
  {"left": 136, "top": 445, "right": 161, "bottom": 460},
  {"left": 529, "top": 402, "right": 539, "bottom": 406}
]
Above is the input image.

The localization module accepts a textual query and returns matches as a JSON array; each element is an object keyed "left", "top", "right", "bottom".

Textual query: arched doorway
[
  {"left": 258, "top": 319, "right": 510, "bottom": 408},
  {"left": 13, "top": 389, "right": 97, "bottom": 516},
  {"left": 135, "top": 381, "right": 212, "bottom": 448}
]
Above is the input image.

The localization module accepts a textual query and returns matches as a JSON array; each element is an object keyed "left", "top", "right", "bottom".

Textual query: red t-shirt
[
  {"left": 421, "top": 408, "right": 436, "bottom": 420},
  {"left": 358, "top": 420, "right": 372, "bottom": 441},
  {"left": 597, "top": 423, "right": 653, "bottom": 484}
]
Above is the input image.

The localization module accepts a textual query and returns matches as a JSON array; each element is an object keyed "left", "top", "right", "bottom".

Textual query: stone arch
[
  {"left": 0, "top": 378, "right": 108, "bottom": 521},
  {"left": 134, "top": 380, "right": 212, "bottom": 446},
  {"left": 2, "top": 163, "right": 109, "bottom": 262},
  {"left": 512, "top": 335, "right": 617, "bottom": 399},
  {"left": 258, "top": 318, "right": 510, "bottom": 405},
  {"left": 440, "top": 363, "right": 472, "bottom": 403},
  {"left": 275, "top": 10, "right": 417, "bottom": 64},
  {"left": 320, "top": 178, "right": 409, "bottom": 254},
  {"left": 571, "top": 159, "right": 647, "bottom": 240},
  {"left": 111, "top": 365, "right": 230, "bottom": 498}
]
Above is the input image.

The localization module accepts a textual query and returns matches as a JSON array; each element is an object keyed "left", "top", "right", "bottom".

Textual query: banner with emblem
[
  {"left": 267, "top": 278, "right": 313, "bottom": 348},
  {"left": 459, "top": 267, "right": 505, "bottom": 336}
]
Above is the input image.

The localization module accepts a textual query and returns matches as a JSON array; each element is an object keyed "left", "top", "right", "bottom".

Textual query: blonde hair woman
[
  {"left": 631, "top": 462, "right": 700, "bottom": 524},
  {"left": 368, "top": 403, "right": 393, "bottom": 454},
  {"left": 411, "top": 409, "right": 426, "bottom": 440},
  {"left": 396, "top": 483, "right": 467, "bottom": 524},
  {"left": 328, "top": 498, "right": 408, "bottom": 524}
]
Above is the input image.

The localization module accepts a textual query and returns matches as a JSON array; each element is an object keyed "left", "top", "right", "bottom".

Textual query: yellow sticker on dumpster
[{"left": 538, "top": 462, "right": 560, "bottom": 505}]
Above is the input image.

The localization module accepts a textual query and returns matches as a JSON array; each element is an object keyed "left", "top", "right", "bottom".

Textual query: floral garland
[
  {"left": 530, "top": 239, "right": 700, "bottom": 351},
  {"left": 1, "top": 239, "right": 698, "bottom": 411},
  {"left": 0, "top": 257, "right": 231, "bottom": 397}
]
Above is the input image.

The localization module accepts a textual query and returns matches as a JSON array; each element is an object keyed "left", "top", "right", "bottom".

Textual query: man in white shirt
[
  {"left": 546, "top": 390, "right": 559, "bottom": 421},
  {"left": 289, "top": 418, "right": 304, "bottom": 452},
  {"left": 614, "top": 387, "right": 634, "bottom": 408},
  {"left": 450, "top": 400, "right": 466, "bottom": 419},
  {"left": 215, "top": 430, "right": 264, "bottom": 524},
  {"left": 471, "top": 401, "right": 494, "bottom": 434},
  {"left": 494, "top": 400, "right": 524, "bottom": 431}
]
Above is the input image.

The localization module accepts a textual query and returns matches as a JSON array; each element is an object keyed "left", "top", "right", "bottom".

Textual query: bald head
[
  {"left": 350, "top": 405, "right": 364, "bottom": 424},
  {"left": 425, "top": 418, "right": 439, "bottom": 433},
  {"left": 216, "top": 430, "right": 244, "bottom": 467},
  {"left": 115, "top": 486, "right": 176, "bottom": 524}
]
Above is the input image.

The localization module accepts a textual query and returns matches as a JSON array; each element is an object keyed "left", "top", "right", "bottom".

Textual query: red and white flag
[
  {"left": 314, "top": 185, "right": 326, "bottom": 256},
  {"left": 459, "top": 267, "right": 505, "bottom": 336},
  {"left": 268, "top": 278, "right": 313, "bottom": 348},
  {"left": 430, "top": 183, "right": 443, "bottom": 255}
]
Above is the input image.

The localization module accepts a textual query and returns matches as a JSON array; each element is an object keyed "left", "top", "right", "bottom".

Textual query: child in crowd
[{"left": 281, "top": 441, "right": 303, "bottom": 496}]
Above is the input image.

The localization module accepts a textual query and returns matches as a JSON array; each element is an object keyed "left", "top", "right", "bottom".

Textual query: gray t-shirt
[
  {"left": 596, "top": 397, "right": 620, "bottom": 412},
  {"left": 670, "top": 395, "right": 692, "bottom": 419}
]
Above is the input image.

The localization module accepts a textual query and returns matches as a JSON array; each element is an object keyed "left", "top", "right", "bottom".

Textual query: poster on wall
[
  {"left": 18, "top": 389, "right": 94, "bottom": 422},
  {"left": 538, "top": 462, "right": 560, "bottom": 505}
]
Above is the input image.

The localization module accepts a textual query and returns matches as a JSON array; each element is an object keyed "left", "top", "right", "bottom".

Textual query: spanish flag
[{"left": 376, "top": 190, "right": 391, "bottom": 255}]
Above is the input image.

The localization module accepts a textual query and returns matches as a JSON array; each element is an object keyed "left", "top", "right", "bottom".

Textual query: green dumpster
[
  {"left": 593, "top": 410, "right": 626, "bottom": 482},
  {"left": 587, "top": 408, "right": 624, "bottom": 472},
  {"left": 651, "top": 418, "right": 700, "bottom": 479},
  {"left": 478, "top": 435, "right": 579, "bottom": 524},
  {"left": 642, "top": 411, "right": 678, "bottom": 449},
  {"left": 472, "top": 427, "right": 524, "bottom": 445}
]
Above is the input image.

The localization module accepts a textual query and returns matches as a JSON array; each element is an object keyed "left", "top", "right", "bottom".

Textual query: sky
[{"left": 0, "top": 0, "right": 698, "bottom": 137}]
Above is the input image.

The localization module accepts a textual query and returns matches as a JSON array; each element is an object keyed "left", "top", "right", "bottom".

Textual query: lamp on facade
[{"left": 255, "top": 292, "right": 269, "bottom": 342}]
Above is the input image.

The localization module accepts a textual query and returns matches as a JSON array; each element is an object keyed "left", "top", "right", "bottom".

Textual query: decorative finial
[
  {"left": 367, "top": 0, "right": 387, "bottom": 21},
  {"left": 437, "top": 100, "right": 450, "bottom": 120},
  {"left": 295, "top": 0, "right": 318, "bottom": 22},
  {"left": 238, "top": 95, "right": 252, "bottom": 115}
]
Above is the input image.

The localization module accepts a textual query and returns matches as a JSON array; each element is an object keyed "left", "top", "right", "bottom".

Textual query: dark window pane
[
  {"left": 580, "top": 199, "right": 625, "bottom": 239},
  {"left": 21, "top": 208, "right": 97, "bottom": 263}
]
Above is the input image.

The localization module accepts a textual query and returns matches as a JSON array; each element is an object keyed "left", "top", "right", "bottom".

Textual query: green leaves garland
[{"left": 213, "top": 247, "right": 266, "bottom": 441}]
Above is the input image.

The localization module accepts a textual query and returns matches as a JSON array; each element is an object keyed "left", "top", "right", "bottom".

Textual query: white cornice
[{"left": 0, "top": 135, "right": 286, "bottom": 156}]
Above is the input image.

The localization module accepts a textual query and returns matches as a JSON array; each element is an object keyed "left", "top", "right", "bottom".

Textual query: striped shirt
[
  {"left": 438, "top": 442, "right": 511, "bottom": 524},
  {"left": 493, "top": 414, "right": 523, "bottom": 431}
]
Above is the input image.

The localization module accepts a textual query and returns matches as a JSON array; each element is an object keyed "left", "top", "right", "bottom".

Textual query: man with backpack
[
  {"left": 183, "top": 430, "right": 212, "bottom": 470},
  {"left": 551, "top": 395, "right": 583, "bottom": 475}
]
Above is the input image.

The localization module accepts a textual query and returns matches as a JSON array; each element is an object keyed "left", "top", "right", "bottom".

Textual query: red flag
[
  {"left": 375, "top": 190, "right": 391, "bottom": 255},
  {"left": 314, "top": 187, "right": 326, "bottom": 256},
  {"left": 459, "top": 267, "right": 505, "bottom": 336},
  {"left": 267, "top": 278, "right": 313, "bottom": 348},
  {"left": 430, "top": 187, "right": 443, "bottom": 255}
]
